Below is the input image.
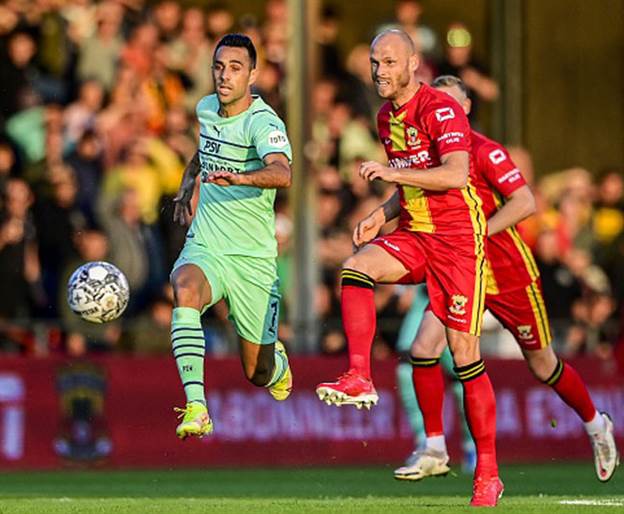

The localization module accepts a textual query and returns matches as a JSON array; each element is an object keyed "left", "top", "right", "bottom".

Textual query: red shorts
[
  {"left": 371, "top": 228, "right": 486, "bottom": 336},
  {"left": 485, "top": 280, "right": 552, "bottom": 350}
]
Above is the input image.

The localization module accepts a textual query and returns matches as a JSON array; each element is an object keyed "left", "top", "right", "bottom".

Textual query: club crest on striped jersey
[{"left": 406, "top": 126, "right": 420, "bottom": 147}]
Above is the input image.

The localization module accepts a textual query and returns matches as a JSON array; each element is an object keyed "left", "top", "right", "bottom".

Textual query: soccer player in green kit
[{"left": 170, "top": 34, "right": 293, "bottom": 439}]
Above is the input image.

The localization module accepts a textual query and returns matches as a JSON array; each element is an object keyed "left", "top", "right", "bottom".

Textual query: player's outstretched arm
[
  {"left": 173, "top": 150, "right": 201, "bottom": 226},
  {"left": 359, "top": 151, "right": 469, "bottom": 191},
  {"left": 487, "top": 184, "right": 536, "bottom": 236},
  {"left": 204, "top": 153, "right": 292, "bottom": 189}
]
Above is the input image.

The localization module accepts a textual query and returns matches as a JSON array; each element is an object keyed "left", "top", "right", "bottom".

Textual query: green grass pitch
[{"left": 0, "top": 464, "right": 622, "bottom": 513}]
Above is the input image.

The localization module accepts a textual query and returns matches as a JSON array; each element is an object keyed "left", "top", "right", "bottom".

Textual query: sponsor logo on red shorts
[{"left": 379, "top": 238, "right": 400, "bottom": 252}]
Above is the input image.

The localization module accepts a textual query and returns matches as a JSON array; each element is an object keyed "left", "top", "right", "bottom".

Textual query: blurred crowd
[{"left": 0, "top": 0, "right": 622, "bottom": 365}]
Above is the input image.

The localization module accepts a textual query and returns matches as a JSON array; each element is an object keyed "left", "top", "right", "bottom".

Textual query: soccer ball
[{"left": 67, "top": 261, "right": 130, "bottom": 323}]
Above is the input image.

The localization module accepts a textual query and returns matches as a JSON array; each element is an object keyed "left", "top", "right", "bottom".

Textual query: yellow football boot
[
  {"left": 268, "top": 341, "right": 292, "bottom": 401},
  {"left": 174, "top": 402, "right": 213, "bottom": 439}
]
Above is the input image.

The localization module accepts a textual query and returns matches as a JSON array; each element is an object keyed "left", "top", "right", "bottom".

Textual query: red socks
[
  {"left": 410, "top": 357, "right": 445, "bottom": 435},
  {"left": 455, "top": 360, "right": 498, "bottom": 479},
  {"left": 341, "top": 269, "right": 376, "bottom": 379},
  {"left": 545, "top": 359, "right": 597, "bottom": 422}
]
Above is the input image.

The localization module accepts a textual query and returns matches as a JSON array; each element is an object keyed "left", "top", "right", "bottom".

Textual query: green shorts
[{"left": 171, "top": 241, "right": 280, "bottom": 344}]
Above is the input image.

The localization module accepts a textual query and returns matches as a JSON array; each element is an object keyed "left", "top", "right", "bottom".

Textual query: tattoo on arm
[
  {"left": 382, "top": 190, "right": 401, "bottom": 222},
  {"left": 186, "top": 151, "right": 201, "bottom": 178}
]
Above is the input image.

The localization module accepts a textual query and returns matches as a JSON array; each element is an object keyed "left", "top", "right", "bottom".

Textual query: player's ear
[
  {"left": 464, "top": 97, "right": 472, "bottom": 116},
  {"left": 249, "top": 66, "right": 258, "bottom": 87},
  {"left": 408, "top": 53, "right": 420, "bottom": 75}
]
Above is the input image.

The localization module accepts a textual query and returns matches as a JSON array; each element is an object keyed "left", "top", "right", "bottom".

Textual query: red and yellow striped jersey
[
  {"left": 470, "top": 130, "right": 540, "bottom": 294},
  {"left": 377, "top": 83, "right": 485, "bottom": 237}
]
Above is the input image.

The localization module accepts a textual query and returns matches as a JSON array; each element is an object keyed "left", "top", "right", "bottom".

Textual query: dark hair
[
  {"left": 432, "top": 75, "right": 469, "bottom": 97},
  {"left": 214, "top": 33, "right": 257, "bottom": 69}
]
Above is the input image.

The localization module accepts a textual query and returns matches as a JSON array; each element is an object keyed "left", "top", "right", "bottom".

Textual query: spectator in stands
[
  {"left": 121, "top": 295, "right": 173, "bottom": 354},
  {"left": 152, "top": 0, "right": 181, "bottom": 44},
  {"left": 0, "top": 143, "right": 18, "bottom": 193},
  {"left": 0, "top": 31, "right": 40, "bottom": 121},
  {"left": 438, "top": 22, "right": 499, "bottom": 122},
  {"left": 592, "top": 170, "right": 624, "bottom": 301},
  {"left": 33, "top": 164, "right": 85, "bottom": 315},
  {"left": 165, "top": 7, "right": 214, "bottom": 111},
  {"left": 534, "top": 228, "right": 583, "bottom": 348},
  {"left": 0, "top": 179, "right": 41, "bottom": 320},
  {"left": 205, "top": 3, "right": 234, "bottom": 42},
  {"left": 394, "top": 0, "right": 439, "bottom": 59},
  {"left": 64, "top": 79, "right": 104, "bottom": 149},
  {"left": 65, "top": 130, "right": 103, "bottom": 227},
  {"left": 100, "top": 137, "right": 182, "bottom": 225},
  {"left": 76, "top": 1, "right": 124, "bottom": 91}
]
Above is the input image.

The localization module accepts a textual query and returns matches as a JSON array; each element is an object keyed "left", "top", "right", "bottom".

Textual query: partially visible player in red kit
[
  {"left": 394, "top": 75, "right": 617, "bottom": 483},
  {"left": 315, "top": 30, "right": 502, "bottom": 506}
]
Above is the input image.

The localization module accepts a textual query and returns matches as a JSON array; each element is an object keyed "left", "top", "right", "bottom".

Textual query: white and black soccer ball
[{"left": 67, "top": 261, "right": 130, "bottom": 323}]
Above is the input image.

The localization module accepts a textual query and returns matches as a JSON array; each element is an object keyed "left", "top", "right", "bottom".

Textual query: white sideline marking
[{"left": 558, "top": 499, "right": 624, "bottom": 506}]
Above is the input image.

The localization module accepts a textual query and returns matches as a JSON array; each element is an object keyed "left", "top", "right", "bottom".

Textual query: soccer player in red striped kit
[
  {"left": 315, "top": 30, "right": 502, "bottom": 506},
  {"left": 390, "top": 75, "right": 617, "bottom": 484}
]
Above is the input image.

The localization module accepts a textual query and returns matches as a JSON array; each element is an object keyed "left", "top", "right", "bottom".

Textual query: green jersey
[{"left": 188, "top": 95, "right": 292, "bottom": 258}]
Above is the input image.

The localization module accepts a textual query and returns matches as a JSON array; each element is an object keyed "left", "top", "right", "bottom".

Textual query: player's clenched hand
[
  {"left": 353, "top": 210, "right": 384, "bottom": 249},
  {"left": 359, "top": 161, "right": 397, "bottom": 183},
  {"left": 203, "top": 171, "right": 242, "bottom": 186}
]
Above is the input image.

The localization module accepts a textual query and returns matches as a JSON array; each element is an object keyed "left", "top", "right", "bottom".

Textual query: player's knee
[
  {"left": 410, "top": 337, "right": 437, "bottom": 359},
  {"left": 172, "top": 274, "right": 203, "bottom": 310},
  {"left": 525, "top": 347, "right": 557, "bottom": 382},
  {"left": 448, "top": 334, "right": 480, "bottom": 367},
  {"left": 342, "top": 255, "right": 375, "bottom": 280}
]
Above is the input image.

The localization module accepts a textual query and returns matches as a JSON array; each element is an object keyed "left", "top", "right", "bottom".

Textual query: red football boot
[
  {"left": 316, "top": 369, "right": 378, "bottom": 409},
  {"left": 470, "top": 476, "right": 504, "bottom": 507}
]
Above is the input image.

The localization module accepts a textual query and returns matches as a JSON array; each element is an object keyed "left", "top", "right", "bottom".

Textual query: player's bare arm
[
  {"left": 173, "top": 150, "right": 201, "bottom": 226},
  {"left": 353, "top": 189, "right": 400, "bottom": 248},
  {"left": 359, "top": 150, "right": 469, "bottom": 191},
  {"left": 204, "top": 153, "right": 291, "bottom": 189},
  {"left": 487, "top": 184, "right": 536, "bottom": 236}
]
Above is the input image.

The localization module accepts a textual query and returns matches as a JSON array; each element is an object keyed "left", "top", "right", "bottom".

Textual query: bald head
[
  {"left": 371, "top": 29, "right": 416, "bottom": 56},
  {"left": 369, "top": 29, "right": 419, "bottom": 103}
]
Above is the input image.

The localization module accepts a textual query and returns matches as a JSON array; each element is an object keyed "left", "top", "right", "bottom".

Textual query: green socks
[{"left": 172, "top": 307, "right": 206, "bottom": 405}]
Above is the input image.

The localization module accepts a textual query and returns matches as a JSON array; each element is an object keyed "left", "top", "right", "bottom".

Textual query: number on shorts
[{"left": 269, "top": 301, "right": 278, "bottom": 334}]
